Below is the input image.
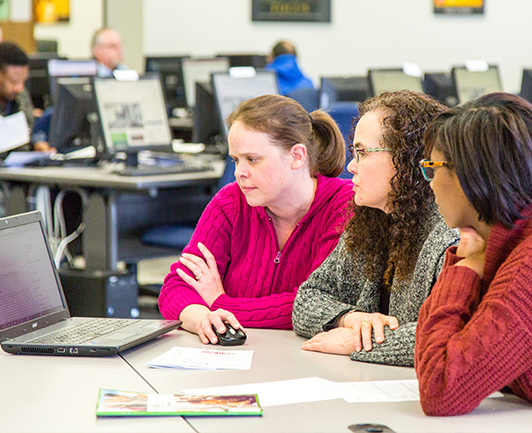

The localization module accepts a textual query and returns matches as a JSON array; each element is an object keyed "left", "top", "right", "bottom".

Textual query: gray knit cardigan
[{"left": 292, "top": 209, "right": 459, "bottom": 367}]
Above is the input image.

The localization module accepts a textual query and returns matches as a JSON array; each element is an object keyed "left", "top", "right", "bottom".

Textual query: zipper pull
[{"left": 274, "top": 251, "right": 281, "bottom": 264}]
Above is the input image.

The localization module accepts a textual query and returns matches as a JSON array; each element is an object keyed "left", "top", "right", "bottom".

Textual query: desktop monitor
[
  {"left": 145, "top": 56, "right": 189, "bottom": 111},
  {"left": 520, "top": 69, "right": 532, "bottom": 103},
  {"left": 181, "top": 57, "right": 230, "bottom": 107},
  {"left": 451, "top": 66, "right": 502, "bottom": 104},
  {"left": 216, "top": 54, "right": 268, "bottom": 69},
  {"left": 319, "top": 76, "right": 370, "bottom": 109},
  {"left": 93, "top": 74, "right": 173, "bottom": 164},
  {"left": 48, "top": 77, "right": 98, "bottom": 152},
  {"left": 211, "top": 70, "right": 279, "bottom": 142},
  {"left": 423, "top": 72, "right": 458, "bottom": 107},
  {"left": 47, "top": 59, "right": 98, "bottom": 104},
  {"left": 368, "top": 68, "right": 424, "bottom": 97},
  {"left": 192, "top": 81, "right": 224, "bottom": 149},
  {"left": 26, "top": 53, "right": 62, "bottom": 109}
]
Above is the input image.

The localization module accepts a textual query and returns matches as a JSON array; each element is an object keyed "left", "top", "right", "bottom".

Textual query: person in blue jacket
[{"left": 266, "top": 41, "right": 314, "bottom": 95}]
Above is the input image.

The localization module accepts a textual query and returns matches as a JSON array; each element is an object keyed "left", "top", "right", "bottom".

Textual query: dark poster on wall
[
  {"left": 434, "top": 0, "right": 484, "bottom": 15},
  {"left": 252, "top": 0, "right": 331, "bottom": 22}
]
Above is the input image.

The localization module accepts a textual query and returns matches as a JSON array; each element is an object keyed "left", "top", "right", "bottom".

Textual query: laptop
[{"left": 0, "top": 211, "right": 180, "bottom": 357}]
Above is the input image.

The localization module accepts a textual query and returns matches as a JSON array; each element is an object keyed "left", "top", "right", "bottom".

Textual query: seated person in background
[
  {"left": 0, "top": 42, "right": 34, "bottom": 133},
  {"left": 92, "top": 27, "right": 128, "bottom": 78},
  {"left": 158, "top": 94, "right": 353, "bottom": 344},
  {"left": 415, "top": 92, "right": 532, "bottom": 416},
  {"left": 31, "top": 106, "right": 55, "bottom": 153},
  {"left": 265, "top": 40, "right": 314, "bottom": 95},
  {"left": 292, "top": 90, "right": 459, "bottom": 367}
]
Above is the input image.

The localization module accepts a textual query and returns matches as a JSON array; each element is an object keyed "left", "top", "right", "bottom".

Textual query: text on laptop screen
[
  {"left": 93, "top": 75, "right": 173, "bottom": 154},
  {"left": 0, "top": 221, "right": 64, "bottom": 331}
]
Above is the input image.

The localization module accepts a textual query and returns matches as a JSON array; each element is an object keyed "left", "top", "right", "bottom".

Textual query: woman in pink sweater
[
  {"left": 416, "top": 92, "right": 532, "bottom": 415},
  {"left": 158, "top": 95, "right": 353, "bottom": 344}
]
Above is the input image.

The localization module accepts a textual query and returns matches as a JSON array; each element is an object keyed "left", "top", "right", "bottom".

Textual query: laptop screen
[{"left": 0, "top": 218, "right": 65, "bottom": 331}]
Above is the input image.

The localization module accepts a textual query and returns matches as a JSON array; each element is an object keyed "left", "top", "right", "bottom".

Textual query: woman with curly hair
[{"left": 292, "top": 90, "right": 459, "bottom": 366}]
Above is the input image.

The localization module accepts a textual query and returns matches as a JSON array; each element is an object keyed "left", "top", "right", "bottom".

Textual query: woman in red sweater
[
  {"left": 416, "top": 92, "right": 532, "bottom": 416},
  {"left": 159, "top": 95, "right": 353, "bottom": 344}
]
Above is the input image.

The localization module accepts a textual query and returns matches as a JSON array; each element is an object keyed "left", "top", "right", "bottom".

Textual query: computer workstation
[{"left": 451, "top": 65, "right": 503, "bottom": 104}]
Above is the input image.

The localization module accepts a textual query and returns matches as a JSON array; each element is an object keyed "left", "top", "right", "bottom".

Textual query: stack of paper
[{"left": 146, "top": 346, "right": 254, "bottom": 370}]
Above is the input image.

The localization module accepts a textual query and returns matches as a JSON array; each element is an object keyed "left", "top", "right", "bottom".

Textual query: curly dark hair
[{"left": 344, "top": 90, "right": 447, "bottom": 287}]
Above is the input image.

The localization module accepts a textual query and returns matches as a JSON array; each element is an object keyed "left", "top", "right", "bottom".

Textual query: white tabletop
[
  {"left": 121, "top": 329, "right": 532, "bottom": 433},
  {"left": 0, "top": 349, "right": 195, "bottom": 433}
]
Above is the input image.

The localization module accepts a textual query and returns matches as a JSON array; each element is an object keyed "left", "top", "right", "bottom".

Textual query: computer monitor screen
[
  {"left": 26, "top": 53, "right": 61, "bottom": 109},
  {"left": 319, "top": 76, "right": 370, "bottom": 109},
  {"left": 520, "top": 69, "right": 532, "bottom": 103},
  {"left": 48, "top": 77, "right": 97, "bottom": 152},
  {"left": 145, "top": 56, "right": 188, "bottom": 111},
  {"left": 423, "top": 72, "right": 458, "bottom": 107},
  {"left": 48, "top": 59, "right": 98, "bottom": 104},
  {"left": 211, "top": 70, "right": 279, "bottom": 142},
  {"left": 93, "top": 74, "right": 173, "bottom": 158},
  {"left": 192, "top": 81, "right": 223, "bottom": 149},
  {"left": 182, "top": 57, "right": 230, "bottom": 107},
  {"left": 368, "top": 69, "right": 424, "bottom": 96},
  {"left": 217, "top": 54, "right": 268, "bottom": 69},
  {"left": 452, "top": 66, "right": 502, "bottom": 104}
]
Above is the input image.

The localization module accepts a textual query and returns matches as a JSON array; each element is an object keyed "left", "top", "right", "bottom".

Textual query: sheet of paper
[
  {"left": 339, "top": 379, "right": 504, "bottom": 403},
  {"left": 0, "top": 112, "right": 30, "bottom": 152},
  {"left": 183, "top": 377, "right": 344, "bottom": 407},
  {"left": 146, "top": 346, "right": 254, "bottom": 370}
]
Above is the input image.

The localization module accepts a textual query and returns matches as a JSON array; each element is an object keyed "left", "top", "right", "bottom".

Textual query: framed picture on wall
[
  {"left": 252, "top": 0, "right": 331, "bottom": 22},
  {"left": 434, "top": 0, "right": 484, "bottom": 15},
  {"left": 34, "top": 0, "right": 69, "bottom": 23}
]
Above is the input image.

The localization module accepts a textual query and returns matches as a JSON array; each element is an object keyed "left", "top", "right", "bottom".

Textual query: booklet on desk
[{"left": 96, "top": 389, "right": 262, "bottom": 417}]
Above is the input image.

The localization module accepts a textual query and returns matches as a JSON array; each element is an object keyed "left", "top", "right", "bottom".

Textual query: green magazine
[{"left": 96, "top": 389, "right": 262, "bottom": 417}]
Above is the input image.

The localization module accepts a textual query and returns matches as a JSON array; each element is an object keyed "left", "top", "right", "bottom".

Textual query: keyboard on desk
[
  {"left": 113, "top": 162, "right": 213, "bottom": 177},
  {"left": 27, "top": 318, "right": 139, "bottom": 345}
]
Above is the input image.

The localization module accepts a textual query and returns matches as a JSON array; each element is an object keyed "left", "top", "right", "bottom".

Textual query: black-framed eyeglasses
[
  {"left": 353, "top": 147, "right": 393, "bottom": 163},
  {"left": 419, "top": 159, "right": 451, "bottom": 181}
]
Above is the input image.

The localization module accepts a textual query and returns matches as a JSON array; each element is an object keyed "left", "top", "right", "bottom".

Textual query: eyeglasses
[
  {"left": 419, "top": 159, "right": 451, "bottom": 181},
  {"left": 353, "top": 147, "right": 392, "bottom": 163}
]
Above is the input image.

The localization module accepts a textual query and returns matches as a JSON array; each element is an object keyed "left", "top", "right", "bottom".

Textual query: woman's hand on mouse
[
  {"left": 198, "top": 308, "right": 243, "bottom": 345},
  {"left": 177, "top": 242, "right": 226, "bottom": 306}
]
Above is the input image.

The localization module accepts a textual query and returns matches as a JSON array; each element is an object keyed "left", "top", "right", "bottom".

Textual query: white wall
[
  {"left": 143, "top": 0, "right": 532, "bottom": 93},
  {"left": 31, "top": 0, "right": 532, "bottom": 93},
  {"left": 33, "top": 0, "right": 104, "bottom": 59}
]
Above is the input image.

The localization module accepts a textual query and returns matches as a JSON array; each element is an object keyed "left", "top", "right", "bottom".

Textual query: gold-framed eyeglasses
[
  {"left": 419, "top": 159, "right": 451, "bottom": 181},
  {"left": 353, "top": 147, "right": 392, "bottom": 163}
]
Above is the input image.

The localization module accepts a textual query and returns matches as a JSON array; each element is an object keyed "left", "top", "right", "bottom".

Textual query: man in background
[
  {"left": 92, "top": 27, "right": 128, "bottom": 77},
  {"left": 0, "top": 41, "right": 34, "bottom": 130},
  {"left": 265, "top": 40, "right": 314, "bottom": 95}
]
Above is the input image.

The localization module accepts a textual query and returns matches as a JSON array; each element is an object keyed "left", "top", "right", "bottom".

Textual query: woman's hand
[
  {"left": 342, "top": 311, "right": 399, "bottom": 352},
  {"left": 197, "top": 309, "right": 243, "bottom": 345},
  {"left": 455, "top": 227, "right": 487, "bottom": 278},
  {"left": 301, "top": 327, "right": 358, "bottom": 355},
  {"left": 176, "top": 242, "right": 225, "bottom": 306}
]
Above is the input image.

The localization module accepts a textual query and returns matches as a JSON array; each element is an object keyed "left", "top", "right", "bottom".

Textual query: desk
[
  {"left": 123, "top": 329, "right": 532, "bottom": 433},
  {"left": 0, "top": 346, "right": 195, "bottom": 433},
  {"left": 0, "top": 161, "right": 224, "bottom": 317}
]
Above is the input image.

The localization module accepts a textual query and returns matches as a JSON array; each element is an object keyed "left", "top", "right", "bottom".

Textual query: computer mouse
[{"left": 212, "top": 322, "right": 247, "bottom": 346}]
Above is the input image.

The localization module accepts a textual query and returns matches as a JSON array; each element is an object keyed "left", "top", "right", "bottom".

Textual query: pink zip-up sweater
[{"left": 158, "top": 174, "right": 353, "bottom": 329}]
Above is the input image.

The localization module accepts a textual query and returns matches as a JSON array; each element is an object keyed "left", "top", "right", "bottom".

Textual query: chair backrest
[
  {"left": 217, "top": 153, "right": 236, "bottom": 190},
  {"left": 286, "top": 87, "right": 319, "bottom": 113},
  {"left": 327, "top": 102, "right": 359, "bottom": 179}
]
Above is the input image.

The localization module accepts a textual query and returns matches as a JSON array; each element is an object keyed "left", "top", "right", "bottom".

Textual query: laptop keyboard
[{"left": 28, "top": 318, "right": 140, "bottom": 345}]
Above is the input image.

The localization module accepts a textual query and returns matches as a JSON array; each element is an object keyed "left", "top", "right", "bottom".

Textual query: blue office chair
[
  {"left": 327, "top": 102, "right": 359, "bottom": 179},
  {"left": 286, "top": 87, "right": 319, "bottom": 113},
  {"left": 141, "top": 155, "right": 236, "bottom": 250}
]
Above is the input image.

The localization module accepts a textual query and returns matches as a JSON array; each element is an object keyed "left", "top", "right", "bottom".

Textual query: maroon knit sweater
[
  {"left": 158, "top": 175, "right": 353, "bottom": 328},
  {"left": 415, "top": 206, "right": 532, "bottom": 416}
]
